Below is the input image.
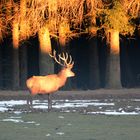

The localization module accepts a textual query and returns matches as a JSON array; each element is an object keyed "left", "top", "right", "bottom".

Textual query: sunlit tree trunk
[
  {"left": 20, "top": 0, "right": 27, "bottom": 40},
  {"left": 105, "top": 30, "right": 122, "bottom": 88},
  {"left": 58, "top": 20, "right": 69, "bottom": 47},
  {"left": 38, "top": 27, "right": 54, "bottom": 76},
  {"left": 12, "top": 6, "right": 20, "bottom": 90},
  {"left": 89, "top": 37, "right": 100, "bottom": 89}
]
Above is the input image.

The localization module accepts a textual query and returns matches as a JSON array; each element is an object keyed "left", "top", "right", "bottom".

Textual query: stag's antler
[
  {"left": 49, "top": 50, "right": 74, "bottom": 68},
  {"left": 49, "top": 50, "right": 64, "bottom": 67}
]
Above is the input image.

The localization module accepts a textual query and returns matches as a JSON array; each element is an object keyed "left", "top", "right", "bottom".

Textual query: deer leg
[
  {"left": 27, "top": 91, "right": 33, "bottom": 107},
  {"left": 48, "top": 94, "right": 52, "bottom": 111},
  {"left": 26, "top": 95, "right": 33, "bottom": 112}
]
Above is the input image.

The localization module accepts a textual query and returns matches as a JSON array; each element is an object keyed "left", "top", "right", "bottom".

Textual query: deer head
[{"left": 49, "top": 50, "right": 75, "bottom": 77}]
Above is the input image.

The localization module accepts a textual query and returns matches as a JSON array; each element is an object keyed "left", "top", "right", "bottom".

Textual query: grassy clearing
[{"left": 0, "top": 112, "right": 140, "bottom": 140}]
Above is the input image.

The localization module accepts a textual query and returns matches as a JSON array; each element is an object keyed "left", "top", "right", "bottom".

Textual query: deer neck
[{"left": 57, "top": 70, "right": 67, "bottom": 87}]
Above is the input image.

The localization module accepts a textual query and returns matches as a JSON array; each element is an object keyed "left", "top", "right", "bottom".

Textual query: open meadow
[{"left": 0, "top": 112, "right": 140, "bottom": 140}]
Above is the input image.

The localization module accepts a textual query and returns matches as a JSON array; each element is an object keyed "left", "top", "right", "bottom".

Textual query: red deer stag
[{"left": 26, "top": 50, "right": 75, "bottom": 111}]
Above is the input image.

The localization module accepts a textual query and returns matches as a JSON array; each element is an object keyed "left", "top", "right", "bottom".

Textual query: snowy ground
[
  {"left": 0, "top": 98, "right": 140, "bottom": 116},
  {"left": 0, "top": 89, "right": 140, "bottom": 116}
]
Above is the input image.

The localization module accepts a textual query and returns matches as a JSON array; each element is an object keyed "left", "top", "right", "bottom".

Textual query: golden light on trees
[
  {"left": 19, "top": 0, "right": 28, "bottom": 40},
  {"left": 38, "top": 24, "right": 52, "bottom": 54},
  {"left": 122, "top": 0, "right": 140, "bottom": 17},
  {"left": 108, "top": 30, "right": 120, "bottom": 55},
  {"left": 48, "top": 0, "right": 57, "bottom": 16},
  {"left": 0, "top": 0, "right": 139, "bottom": 49},
  {"left": 0, "top": 1, "right": 7, "bottom": 41},
  {"left": 0, "top": 16, "right": 4, "bottom": 41},
  {"left": 58, "top": 19, "right": 71, "bottom": 46},
  {"left": 12, "top": 5, "right": 19, "bottom": 49},
  {"left": 0, "top": 0, "right": 86, "bottom": 46},
  {"left": 12, "top": 19, "right": 19, "bottom": 49}
]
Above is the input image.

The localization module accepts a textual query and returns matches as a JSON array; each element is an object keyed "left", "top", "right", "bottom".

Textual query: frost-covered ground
[
  {"left": 0, "top": 99, "right": 140, "bottom": 115},
  {"left": 0, "top": 89, "right": 140, "bottom": 116}
]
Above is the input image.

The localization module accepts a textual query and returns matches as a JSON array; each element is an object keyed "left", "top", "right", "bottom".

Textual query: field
[
  {"left": 0, "top": 112, "right": 140, "bottom": 140},
  {"left": 0, "top": 89, "right": 140, "bottom": 140}
]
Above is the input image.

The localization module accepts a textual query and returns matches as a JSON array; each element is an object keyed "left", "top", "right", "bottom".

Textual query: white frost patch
[
  {"left": 58, "top": 116, "right": 64, "bottom": 119},
  {"left": 131, "top": 99, "right": 140, "bottom": 102},
  {"left": 135, "top": 107, "right": 140, "bottom": 111},
  {"left": 35, "top": 123, "right": 40, "bottom": 126},
  {"left": 0, "top": 100, "right": 26, "bottom": 107},
  {"left": 46, "top": 133, "right": 51, "bottom": 137},
  {"left": 1, "top": 118, "right": 37, "bottom": 124},
  {"left": 24, "top": 126, "right": 28, "bottom": 129},
  {"left": 56, "top": 132, "right": 65, "bottom": 135},
  {"left": 0, "top": 100, "right": 26, "bottom": 112},
  {"left": 0, "top": 107, "right": 9, "bottom": 112},
  {"left": 87, "top": 111, "right": 140, "bottom": 115},
  {"left": 14, "top": 111, "right": 22, "bottom": 115},
  {"left": 62, "top": 110, "right": 70, "bottom": 113},
  {"left": 118, "top": 108, "right": 123, "bottom": 111},
  {"left": 67, "top": 123, "right": 72, "bottom": 126},
  {"left": 25, "top": 121, "right": 36, "bottom": 124},
  {"left": 33, "top": 105, "right": 48, "bottom": 109},
  {"left": 2, "top": 118, "right": 24, "bottom": 123},
  {"left": 9, "top": 116, "right": 22, "bottom": 119}
]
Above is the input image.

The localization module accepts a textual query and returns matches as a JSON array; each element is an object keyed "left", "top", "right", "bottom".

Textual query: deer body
[{"left": 26, "top": 68, "right": 74, "bottom": 95}]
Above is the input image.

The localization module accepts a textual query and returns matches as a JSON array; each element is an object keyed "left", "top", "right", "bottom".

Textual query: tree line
[{"left": 0, "top": 0, "right": 140, "bottom": 90}]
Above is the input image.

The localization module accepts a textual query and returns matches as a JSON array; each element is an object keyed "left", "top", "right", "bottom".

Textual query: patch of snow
[
  {"left": 35, "top": 123, "right": 40, "bottom": 126},
  {"left": 62, "top": 110, "right": 70, "bottom": 113},
  {"left": 58, "top": 116, "right": 64, "bottom": 119},
  {"left": 0, "top": 107, "right": 9, "bottom": 112},
  {"left": 0, "top": 100, "right": 26, "bottom": 107},
  {"left": 24, "top": 126, "right": 28, "bottom": 129},
  {"left": 65, "top": 99, "right": 69, "bottom": 102},
  {"left": 118, "top": 108, "right": 123, "bottom": 111},
  {"left": 2, "top": 118, "right": 24, "bottom": 123},
  {"left": 25, "top": 121, "right": 36, "bottom": 124},
  {"left": 132, "top": 99, "right": 140, "bottom": 102},
  {"left": 127, "top": 106, "right": 132, "bottom": 108},
  {"left": 67, "top": 123, "right": 72, "bottom": 126},
  {"left": 14, "top": 111, "right": 22, "bottom": 115},
  {"left": 135, "top": 107, "right": 140, "bottom": 111},
  {"left": 56, "top": 132, "right": 65, "bottom": 135},
  {"left": 87, "top": 111, "right": 140, "bottom": 115},
  {"left": 1, "top": 117, "right": 37, "bottom": 124},
  {"left": 9, "top": 116, "right": 22, "bottom": 119},
  {"left": 46, "top": 133, "right": 51, "bottom": 137},
  {"left": 33, "top": 105, "right": 48, "bottom": 109}
]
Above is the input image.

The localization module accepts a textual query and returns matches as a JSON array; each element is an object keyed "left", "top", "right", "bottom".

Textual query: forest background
[{"left": 0, "top": 0, "right": 140, "bottom": 90}]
